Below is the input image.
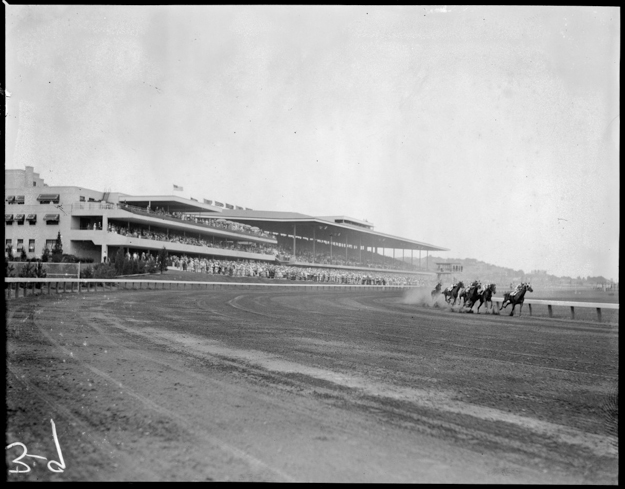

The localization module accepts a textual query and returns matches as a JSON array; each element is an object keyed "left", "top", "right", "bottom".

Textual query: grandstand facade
[{"left": 5, "top": 166, "right": 448, "bottom": 276}]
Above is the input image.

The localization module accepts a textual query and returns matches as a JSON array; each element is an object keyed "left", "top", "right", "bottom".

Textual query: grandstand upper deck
[{"left": 217, "top": 209, "right": 448, "bottom": 253}]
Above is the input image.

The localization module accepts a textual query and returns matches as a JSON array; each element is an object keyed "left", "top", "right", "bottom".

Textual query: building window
[
  {"left": 43, "top": 214, "right": 60, "bottom": 225},
  {"left": 28, "top": 239, "right": 35, "bottom": 253},
  {"left": 17, "top": 239, "right": 24, "bottom": 250},
  {"left": 5, "top": 239, "right": 12, "bottom": 249},
  {"left": 80, "top": 196, "right": 86, "bottom": 202},
  {"left": 37, "top": 194, "right": 60, "bottom": 204},
  {"left": 45, "top": 239, "right": 56, "bottom": 250},
  {"left": 15, "top": 196, "right": 25, "bottom": 205}
]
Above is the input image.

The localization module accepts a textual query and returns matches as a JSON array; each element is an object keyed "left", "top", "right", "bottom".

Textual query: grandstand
[{"left": 5, "top": 166, "right": 448, "bottom": 277}]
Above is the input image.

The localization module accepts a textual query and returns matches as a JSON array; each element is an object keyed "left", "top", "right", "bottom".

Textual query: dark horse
[
  {"left": 431, "top": 282, "right": 442, "bottom": 301},
  {"left": 476, "top": 283, "right": 497, "bottom": 313},
  {"left": 500, "top": 283, "right": 533, "bottom": 316},
  {"left": 462, "top": 281, "right": 483, "bottom": 312},
  {"left": 443, "top": 281, "right": 464, "bottom": 305}
]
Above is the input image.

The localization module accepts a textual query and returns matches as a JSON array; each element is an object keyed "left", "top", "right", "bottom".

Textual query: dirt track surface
[{"left": 6, "top": 285, "right": 619, "bottom": 483}]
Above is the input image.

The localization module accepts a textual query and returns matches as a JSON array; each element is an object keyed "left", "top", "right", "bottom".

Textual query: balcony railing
[
  {"left": 71, "top": 202, "right": 276, "bottom": 242},
  {"left": 117, "top": 203, "right": 276, "bottom": 242}
]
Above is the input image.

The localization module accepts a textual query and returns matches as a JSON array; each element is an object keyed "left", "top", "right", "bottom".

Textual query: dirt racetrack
[{"left": 5, "top": 282, "right": 619, "bottom": 483}]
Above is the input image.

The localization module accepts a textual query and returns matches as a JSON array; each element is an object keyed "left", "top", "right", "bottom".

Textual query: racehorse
[
  {"left": 476, "top": 283, "right": 496, "bottom": 313},
  {"left": 500, "top": 283, "right": 533, "bottom": 316},
  {"left": 431, "top": 282, "right": 442, "bottom": 301},
  {"left": 457, "top": 286, "right": 469, "bottom": 306},
  {"left": 444, "top": 281, "right": 464, "bottom": 305},
  {"left": 463, "top": 281, "right": 483, "bottom": 311}
]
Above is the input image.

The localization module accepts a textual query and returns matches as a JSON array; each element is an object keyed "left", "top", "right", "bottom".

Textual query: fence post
[
  {"left": 528, "top": 304, "right": 532, "bottom": 316},
  {"left": 596, "top": 308, "right": 602, "bottom": 322},
  {"left": 78, "top": 281, "right": 82, "bottom": 294},
  {"left": 570, "top": 306, "right": 575, "bottom": 320},
  {"left": 547, "top": 305, "right": 553, "bottom": 318},
  {"left": 47, "top": 282, "right": 51, "bottom": 295}
]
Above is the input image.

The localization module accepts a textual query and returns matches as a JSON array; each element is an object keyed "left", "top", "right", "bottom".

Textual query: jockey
[{"left": 511, "top": 283, "right": 523, "bottom": 296}]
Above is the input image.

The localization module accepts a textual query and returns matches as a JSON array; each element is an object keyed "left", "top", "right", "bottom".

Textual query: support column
[
  {"left": 359, "top": 238, "right": 362, "bottom": 263},
  {"left": 101, "top": 244, "right": 108, "bottom": 263},
  {"left": 312, "top": 227, "right": 316, "bottom": 262},
  {"left": 293, "top": 224, "right": 297, "bottom": 257}
]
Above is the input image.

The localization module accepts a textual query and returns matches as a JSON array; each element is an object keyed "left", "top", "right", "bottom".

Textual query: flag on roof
[{"left": 173, "top": 184, "right": 183, "bottom": 191}]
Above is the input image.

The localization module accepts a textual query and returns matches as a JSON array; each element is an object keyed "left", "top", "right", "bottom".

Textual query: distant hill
[{"left": 403, "top": 256, "right": 616, "bottom": 288}]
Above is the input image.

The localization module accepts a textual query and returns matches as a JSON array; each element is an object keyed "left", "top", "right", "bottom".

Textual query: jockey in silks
[{"left": 510, "top": 283, "right": 524, "bottom": 297}]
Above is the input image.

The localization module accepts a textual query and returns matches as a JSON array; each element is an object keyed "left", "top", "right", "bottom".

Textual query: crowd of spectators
[
  {"left": 107, "top": 222, "right": 278, "bottom": 256},
  {"left": 274, "top": 238, "right": 423, "bottom": 273},
  {"left": 167, "top": 254, "right": 427, "bottom": 286},
  {"left": 119, "top": 203, "right": 273, "bottom": 239},
  {"left": 113, "top": 204, "right": 423, "bottom": 274}
]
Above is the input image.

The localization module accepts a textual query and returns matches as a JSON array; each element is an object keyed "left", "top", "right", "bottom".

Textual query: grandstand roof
[
  {"left": 117, "top": 194, "right": 224, "bottom": 214},
  {"left": 216, "top": 209, "right": 448, "bottom": 252}
]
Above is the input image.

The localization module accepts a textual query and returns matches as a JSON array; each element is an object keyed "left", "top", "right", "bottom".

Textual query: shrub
[
  {"left": 18, "top": 261, "right": 47, "bottom": 288},
  {"left": 41, "top": 247, "right": 50, "bottom": 262},
  {"left": 158, "top": 247, "right": 168, "bottom": 274},
  {"left": 93, "top": 263, "right": 117, "bottom": 279},
  {"left": 51, "top": 232, "right": 63, "bottom": 262},
  {"left": 114, "top": 248, "right": 126, "bottom": 275},
  {"left": 80, "top": 266, "right": 94, "bottom": 279},
  {"left": 5, "top": 259, "right": 15, "bottom": 289},
  {"left": 122, "top": 259, "right": 134, "bottom": 275},
  {"left": 145, "top": 257, "right": 158, "bottom": 274}
]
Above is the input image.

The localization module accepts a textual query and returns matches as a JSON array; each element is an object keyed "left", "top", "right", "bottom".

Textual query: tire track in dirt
[{"left": 28, "top": 305, "right": 297, "bottom": 482}]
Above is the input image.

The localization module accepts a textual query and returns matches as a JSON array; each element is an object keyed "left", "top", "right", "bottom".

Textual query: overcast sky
[{"left": 5, "top": 5, "right": 620, "bottom": 280}]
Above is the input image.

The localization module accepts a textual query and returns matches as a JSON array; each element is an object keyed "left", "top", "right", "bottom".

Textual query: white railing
[
  {"left": 4, "top": 277, "right": 408, "bottom": 298},
  {"left": 492, "top": 298, "right": 618, "bottom": 322}
]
